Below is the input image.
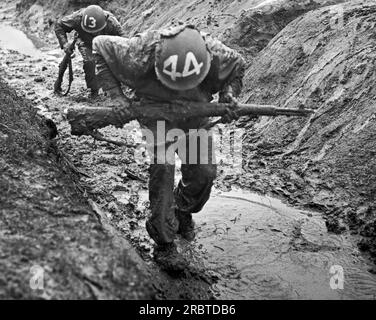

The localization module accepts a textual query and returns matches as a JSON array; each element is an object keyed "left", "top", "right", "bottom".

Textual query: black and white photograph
[{"left": 0, "top": 0, "right": 375, "bottom": 307}]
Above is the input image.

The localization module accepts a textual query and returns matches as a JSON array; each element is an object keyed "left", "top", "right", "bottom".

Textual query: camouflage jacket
[
  {"left": 93, "top": 27, "right": 246, "bottom": 102},
  {"left": 55, "top": 8, "right": 125, "bottom": 49}
]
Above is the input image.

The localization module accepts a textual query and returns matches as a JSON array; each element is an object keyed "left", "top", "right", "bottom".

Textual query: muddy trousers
[
  {"left": 77, "top": 41, "right": 99, "bottom": 91},
  {"left": 143, "top": 118, "right": 217, "bottom": 245}
]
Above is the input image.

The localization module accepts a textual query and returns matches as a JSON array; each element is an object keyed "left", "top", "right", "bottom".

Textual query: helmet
[
  {"left": 81, "top": 5, "right": 107, "bottom": 34},
  {"left": 155, "top": 26, "right": 211, "bottom": 91}
]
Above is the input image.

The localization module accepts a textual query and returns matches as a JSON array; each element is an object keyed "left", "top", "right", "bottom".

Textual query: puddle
[
  {"left": 0, "top": 24, "right": 41, "bottom": 56},
  {"left": 2, "top": 15, "right": 372, "bottom": 300},
  {"left": 187, "top": 189, "right": 376, "bottom": 299},
  {"left": 113, "top": 184, "right": 376, "bottom": 300}
]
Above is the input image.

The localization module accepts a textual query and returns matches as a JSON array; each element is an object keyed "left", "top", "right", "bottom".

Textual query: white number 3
[
  {"left": 163, "top": 52, "right": 203, "bottom": 81},
  {"left": 84, "top": 15, "right": 97, "bottom": 28}
]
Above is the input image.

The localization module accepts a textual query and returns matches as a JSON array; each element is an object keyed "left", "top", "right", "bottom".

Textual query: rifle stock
[{"left": 67, "top": 100, "right": 314, "bottom": 136}]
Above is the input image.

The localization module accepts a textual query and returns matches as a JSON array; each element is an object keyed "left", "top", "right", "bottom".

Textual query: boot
[
  {"left": 153, "top": 242, "right": 189, "bottom": 272},
  {"left": 176, "top": 209, "right": 196, "bottom": 241}
]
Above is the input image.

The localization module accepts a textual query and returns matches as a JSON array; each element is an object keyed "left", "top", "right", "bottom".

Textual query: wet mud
[{"left": 0, "top": 3, "right": 213, "bottom": 299}]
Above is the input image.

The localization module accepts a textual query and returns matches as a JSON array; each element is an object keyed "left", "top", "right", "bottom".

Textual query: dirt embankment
[
  {"left": 236, "top": 0, "right": 376, "bottom": 258},
  {"left": 0, "top": 78, "right": 153, "bottom": 299},
  {"left": 16, "top": 0, "right": 347, "bottom": 59}
]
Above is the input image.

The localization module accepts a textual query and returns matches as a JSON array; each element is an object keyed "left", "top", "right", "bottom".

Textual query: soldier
[
  {"left": 93, "top": 24, "right": 246, "bottom": 271},
  {"left": 54, "top": 5, "right": 125, "bottom": 98}
]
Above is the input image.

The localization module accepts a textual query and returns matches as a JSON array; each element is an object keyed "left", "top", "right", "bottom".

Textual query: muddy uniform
[
  {"left": 55, "top": 8, "right": 125, "bottom": 92},
  {"left": 93, "top": 28, "right": 245, "bottom": 245}
]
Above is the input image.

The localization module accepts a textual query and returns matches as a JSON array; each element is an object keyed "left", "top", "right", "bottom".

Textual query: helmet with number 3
[
  {"left": 81, "top": 5, "right": 107, "bottom": 34},
  {"left": 155, "top": 25, "right": 211, "bottom": 91}
]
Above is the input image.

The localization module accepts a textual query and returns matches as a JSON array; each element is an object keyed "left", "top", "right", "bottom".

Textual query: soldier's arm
[
  {"left": 93, "top": 32, "right": 157, "bottom": 96},
  {"left": 204, "top": 34, "right": 246, "bottom": 98},
  {"left": 223, "top": 57, "right": 246, "bottom": 98},
  {"left": 55, "top": 10, "right": 82, "bottom": 49},
  {"left": 107, "top": 15, "right": 126, "bottom": 37}
]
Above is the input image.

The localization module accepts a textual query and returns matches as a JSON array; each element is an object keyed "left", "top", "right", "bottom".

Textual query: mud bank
[
  {"left": 16, "top": 0, "right": 347, "bottom": 60},
  {"left": 233, "top": 0, "right": 376, "bottom": 260},
  {"left": 0, "top": 78, "right": 153, "bottom": 299}
]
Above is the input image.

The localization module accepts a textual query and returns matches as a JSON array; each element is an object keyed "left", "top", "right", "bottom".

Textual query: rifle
[
  {"left": 54, "top": 33, "right": 79, "bottom": 96},
  {"left": 67, "top": 99, "right": 314, "bottom": 136}
]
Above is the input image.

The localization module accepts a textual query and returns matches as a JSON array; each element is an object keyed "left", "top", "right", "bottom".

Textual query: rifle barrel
[{"left": 236, "top": 103, "right": 313, "bottom": 116}]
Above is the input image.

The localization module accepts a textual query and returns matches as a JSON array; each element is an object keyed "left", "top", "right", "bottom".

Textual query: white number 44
[{"left": 163, "top": 52, "right": 203, "bottom": 81}]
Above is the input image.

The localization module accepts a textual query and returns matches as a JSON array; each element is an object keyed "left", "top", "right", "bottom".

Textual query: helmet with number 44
[
  {"left": 81, "top": 5, "right": 107, "bottom": 34},
  {"left": 155, "top": 26, "right": 211, "bottom": 91}
]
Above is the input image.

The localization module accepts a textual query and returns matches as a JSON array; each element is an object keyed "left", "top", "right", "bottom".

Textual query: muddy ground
[
  {"left": 0, "top": 1, "right": 214, "bottom": 300},
  {"left": 0, "top": 58, "right": 214, "bottom": 300},
  {"left": 1, "top": 0, "right": 376, "bottom": 299},
  {"left": 0, "top": 78, "right": 154, "bottom": 299}
]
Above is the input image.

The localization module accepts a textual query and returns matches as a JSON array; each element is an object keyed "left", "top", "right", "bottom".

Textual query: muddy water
[
  {"left": 0, "top": 24, "right": 40, "bottom": 56},
  {"left": 187, "top": 189, "right": 376, "bottom": 299},
  {"left": 115, "top": 184, "right": 376, "bottom": 300}
]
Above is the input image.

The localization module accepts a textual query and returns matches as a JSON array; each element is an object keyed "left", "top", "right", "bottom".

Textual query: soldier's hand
[
  {"left": 63, "top": 43, "right": 74, "bottom": 56},
  {"left": 110, "top": 95, "right": 132, "bottom": 127},
  {"left": 111, "top": 95, "right": 129, "bottom": 108},
  {"left": 106, "top": 87, "right": 125, "bottom": 100},
  {"left": 219, "top": 91, "right": 240, "bottom": 124}
]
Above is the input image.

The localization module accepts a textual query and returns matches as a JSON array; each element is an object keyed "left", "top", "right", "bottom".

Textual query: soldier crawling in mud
[
  {"left": 54, "top": 5, "right": 124, "bottom": 98},
  {"left": 92, "top": 24, "right": 245, "bottom": 271}
]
